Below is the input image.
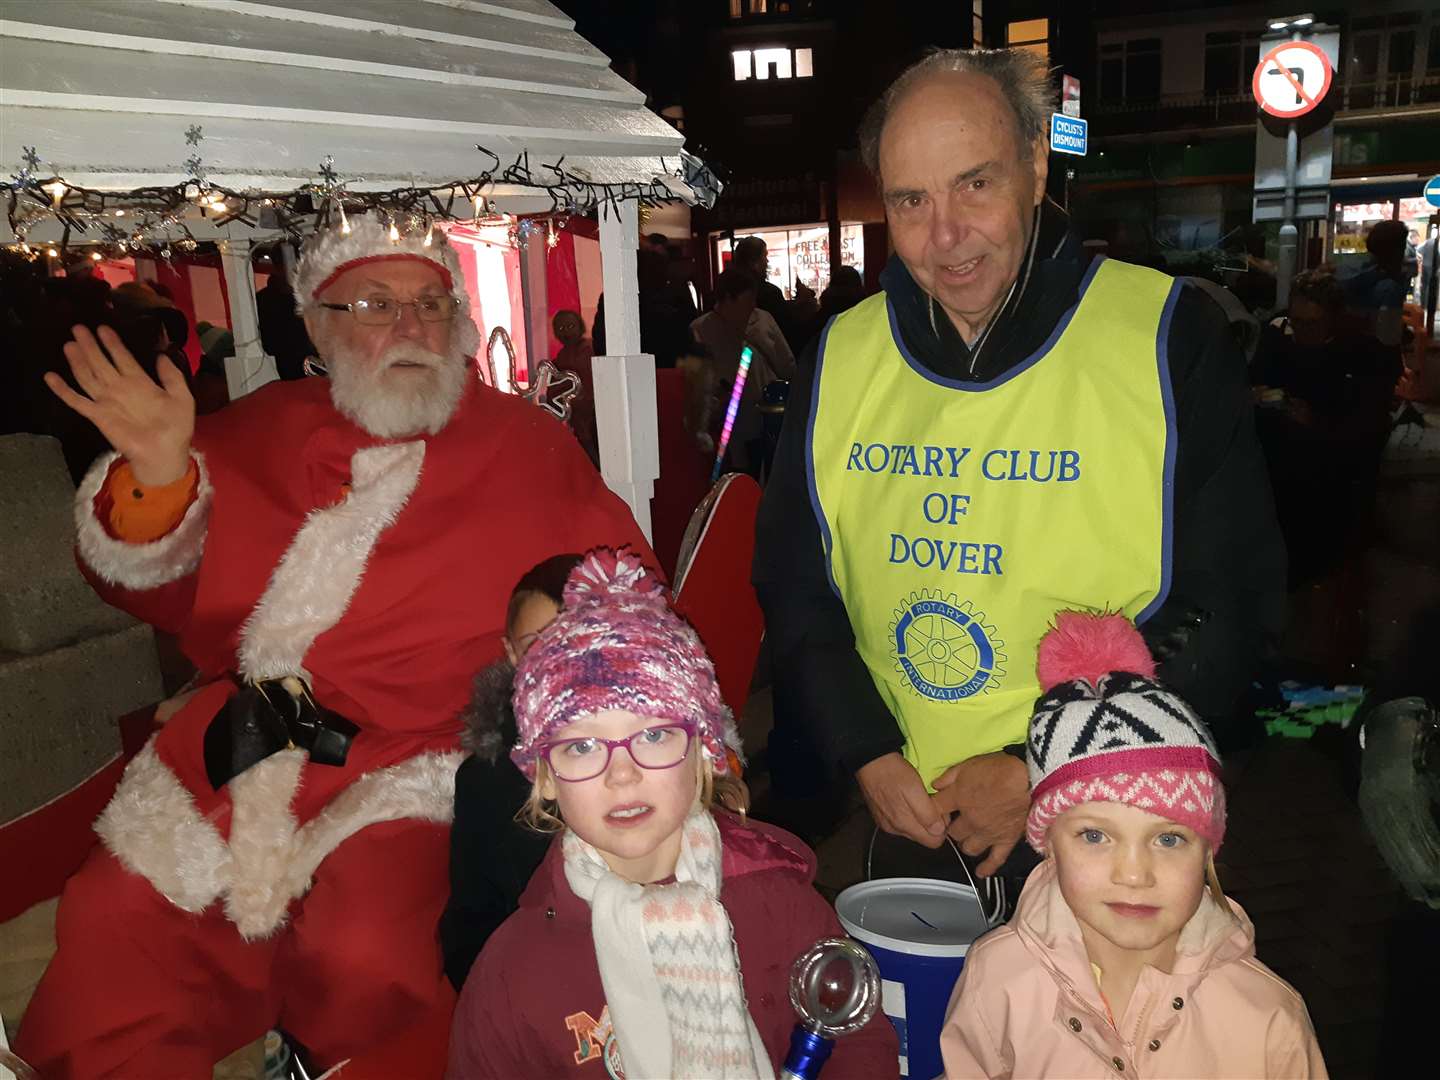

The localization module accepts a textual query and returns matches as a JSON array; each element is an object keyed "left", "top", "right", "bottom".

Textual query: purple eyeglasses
[{"left": 536, "top": 722, "right": 696, "bottom": 783}]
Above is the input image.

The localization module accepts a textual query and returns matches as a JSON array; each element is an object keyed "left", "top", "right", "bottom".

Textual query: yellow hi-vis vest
[{"left": 807, "top": 257, "right": 1179, "bottom": 786}]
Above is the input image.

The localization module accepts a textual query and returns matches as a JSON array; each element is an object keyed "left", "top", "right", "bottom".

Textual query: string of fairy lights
[{"left": 2, "top": 128, "right": 716, "bottom": 265}]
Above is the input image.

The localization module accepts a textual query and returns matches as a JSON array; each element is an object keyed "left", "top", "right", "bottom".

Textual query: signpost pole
[{"left": 1276, "top": 28, "right": 1303, "bottom": 311}]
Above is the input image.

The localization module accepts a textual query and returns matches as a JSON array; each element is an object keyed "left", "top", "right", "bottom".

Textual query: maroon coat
[{"left": 448, "top": 811, "right": 900, "bottom": 1079}]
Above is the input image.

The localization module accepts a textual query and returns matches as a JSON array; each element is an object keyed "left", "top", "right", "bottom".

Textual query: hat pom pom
[
  {"left": 564, "top": 546, "right": 665, "bottom": 605},
  {"left": 1036, "top": 610, "right": 1156, "bottom": 692}
]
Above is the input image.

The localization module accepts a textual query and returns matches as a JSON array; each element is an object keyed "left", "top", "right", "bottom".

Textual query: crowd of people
[{"left": 14, "top": 34, "right": 1437, "bottom": 1080}]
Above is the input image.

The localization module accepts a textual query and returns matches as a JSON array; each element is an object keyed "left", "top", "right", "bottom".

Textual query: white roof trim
[
  {"left": 6, "top": 90, "right": 675, "bottom": 152},
  {"left": 151, "top": 0, "right": 608, "bottom": 66},
  {"left": 1, "top": 19, "right": 637, "bottom": 104}
]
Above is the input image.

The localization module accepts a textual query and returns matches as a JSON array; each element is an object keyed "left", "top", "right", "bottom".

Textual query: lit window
[
  {"left": 733, "top": 45, "right": 812, "bottom": 81},
  {"left": 1007, "top": 19, "right": 1047, "bottom": 44},
  {"left": 1007, "top": 18, "right": 1049, "bottom": 64},
  {"left": 753, "top": 46, "right": 792, "bottom": 80}
]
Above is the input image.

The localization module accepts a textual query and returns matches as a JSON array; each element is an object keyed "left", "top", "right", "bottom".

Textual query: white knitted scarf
[{"left": 563, "top": 810, "right": 774, "bottom": 1080}]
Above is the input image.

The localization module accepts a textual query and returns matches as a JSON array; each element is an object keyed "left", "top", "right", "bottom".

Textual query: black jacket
[
  {"left": 438, "top": 659, "right": 552, "bottom": 990},
  {"left": 752, "top": 201, "right": 1285, "bottom": 773}
]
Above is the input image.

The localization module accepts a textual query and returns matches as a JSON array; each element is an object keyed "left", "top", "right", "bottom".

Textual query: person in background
[
  {"left": 446, "top": 549, "right": 898, "bottom": 1079},
  {"left": 255, "top": 249, "right": 317, "bottom": 379},
  {"left": 734, "top": 235, "right": 792, "bottom": 344},
  {"left": 1342, "top": 219, "right": 1410, "bottom": 350},
  {"left": 690, "top": 267, "right": 794, "bottom": 477},
  {"left": 1253, "top": 266, "right": 1400, "bottom": 587},
  {"left": 939, "top": 612, "right": 1327, "bottom": 1079},
  {"left": 440, "top": 554, "right": 581, "bottom": 991},
  {"left": 592, "top": 248, "right": 694, "bottom": 369},
  {"left": 794, "top": 265, "right": 870, "bottom": 354},
  {"left": 551, "top": 309, "right": 597, "bottom": 464}
]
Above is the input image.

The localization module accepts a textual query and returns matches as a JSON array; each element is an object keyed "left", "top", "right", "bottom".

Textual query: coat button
[
  {"left": 1148, "top": 1039, "right": 1162, "bottom": 1051},
  {"left": 1112, "top": 1057, "right": 1125, "bottom": 1071},
  {"left": 1172, "top": 996, "right": 1184, "bottom": 1010},
  {"left": 545, "top": 906, "right": 556, "bottom": 919},
  {"left": 1068, "top": 1017, "right": 1082, "bottom": 1032}
]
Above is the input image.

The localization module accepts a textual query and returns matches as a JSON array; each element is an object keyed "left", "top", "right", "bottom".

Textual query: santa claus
[{"left": 18, "top": 216, "right": 649, "bottom": 1076}]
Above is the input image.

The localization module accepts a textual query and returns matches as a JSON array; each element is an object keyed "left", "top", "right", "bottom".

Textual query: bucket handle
[{"left": 865, "top": 829, "right": 1006, "bottom": 929}]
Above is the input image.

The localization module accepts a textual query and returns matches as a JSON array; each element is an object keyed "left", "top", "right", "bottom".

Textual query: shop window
[
  {"left": 1006, "top": 18, "right": 1049, "bottom": 63},
  {"left": 732, "top": 45, "right": 814, "bottom": 81},
  {"left": 716, "top": 225, "right": 865, "bottom": 301}
]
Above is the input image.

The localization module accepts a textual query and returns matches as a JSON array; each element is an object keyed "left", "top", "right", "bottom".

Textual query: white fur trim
[
  {"left": 236, "top": 441, "right": 425, "bottom": 682},
  {"left": 223, "top": 750, "right": 306, "bottom": 939},
  {"left": 74, "top": 450, "right": 213, "bottom": 590},
  {"left": 293, "top": 215, "right": 481, "bottom": 360},
  {"left": 95, "top": 740, "right": 230, "bottom": 913},
  {"left": 278, "top": 751, "right": 464, "bottom": 913},
  {"left": 96, "top": 741, "right": 462, "bottom": 939}
]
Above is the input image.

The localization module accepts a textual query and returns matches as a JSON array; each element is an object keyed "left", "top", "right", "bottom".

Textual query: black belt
[{"left": 203, "top": 675, "right": 359, "bottom": 791}]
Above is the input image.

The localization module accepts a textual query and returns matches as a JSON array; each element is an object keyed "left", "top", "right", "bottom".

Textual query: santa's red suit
[{"left": 17, "top": 373, "right": 649, "bottom": 1077}]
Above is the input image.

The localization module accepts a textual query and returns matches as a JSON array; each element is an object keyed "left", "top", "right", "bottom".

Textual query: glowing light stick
[{"left": 712, "top": 345, "right": 754, "bottom": 481}]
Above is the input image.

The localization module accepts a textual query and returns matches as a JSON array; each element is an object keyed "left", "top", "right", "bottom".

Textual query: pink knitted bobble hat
[
  {"left": 509, "top": 547, "right": 741, "bottom": 780},
  {"left": 1026, "top": 610, "right": 1226, "bottom": 853}
]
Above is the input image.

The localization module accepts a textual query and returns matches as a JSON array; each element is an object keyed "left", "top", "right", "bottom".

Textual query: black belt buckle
[
  {"left": 204, "top": 676, "right": 358, "bottom": 790},
  {"left": 256, "top": 676, "right": 358, "bottom": 768}
]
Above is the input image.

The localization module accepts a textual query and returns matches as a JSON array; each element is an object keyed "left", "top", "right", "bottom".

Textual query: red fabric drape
[{"left": 544, "top": 230, "right": 581, "bottom": 359}]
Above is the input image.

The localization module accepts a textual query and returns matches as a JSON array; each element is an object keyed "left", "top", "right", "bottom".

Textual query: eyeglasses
[
  {"left": 536, "top": 723, "right": 695, "bottom": 783},
  {"left": 317, "top": 295, "right": 461, "bottom": 326}
]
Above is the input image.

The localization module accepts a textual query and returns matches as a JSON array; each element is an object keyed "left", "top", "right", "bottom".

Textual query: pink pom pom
[
  {"left": 564, "top": 546, "right": 665, "bottom": 604},
  {"left": 1035, "top": 610, "right": 1155, "bottom": 692}
]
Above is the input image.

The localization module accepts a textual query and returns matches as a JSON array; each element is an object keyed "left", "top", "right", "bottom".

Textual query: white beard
[{"left": 324, "top": 340, "right": 469, "bottom": 439}]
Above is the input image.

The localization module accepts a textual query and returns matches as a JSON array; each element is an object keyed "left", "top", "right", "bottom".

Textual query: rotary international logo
[{"left": 889, "top": 591, "right": 1006, "bottom": 701}]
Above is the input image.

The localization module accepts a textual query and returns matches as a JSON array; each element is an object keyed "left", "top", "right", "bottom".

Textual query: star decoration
[{"left": 521, "top": 360, "right": 581, "bottom": 422}]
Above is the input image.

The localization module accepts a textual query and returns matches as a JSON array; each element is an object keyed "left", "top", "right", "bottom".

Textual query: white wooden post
[
  {"left": 518, "top": 227, "right": 549, "bottom": 384},
  {"left": 217, "top": 238, "right": 278, "bottom": 399},
  {"left": 593, "top": 198, "right": 659, "bottom": 541}
]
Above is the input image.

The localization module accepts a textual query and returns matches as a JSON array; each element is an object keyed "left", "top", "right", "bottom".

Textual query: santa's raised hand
[{"left": 46, "top": 323, "right": 195, "bottom": 486}]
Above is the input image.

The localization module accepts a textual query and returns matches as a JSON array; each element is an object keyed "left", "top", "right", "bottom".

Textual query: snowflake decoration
[
  {"left": 184, "top": 125, "right": 204, "bottom": 147},
  {"left": 14, "top": 145, "right": 41, "bottom": 184}
]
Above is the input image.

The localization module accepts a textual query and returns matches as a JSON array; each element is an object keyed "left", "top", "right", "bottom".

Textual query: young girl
[
  {"left": 446, "top": 548, "right": 898, "bottom": 1079},
  {"left": 939, "top": 611, "right": 1327, "bottom": 1080}
]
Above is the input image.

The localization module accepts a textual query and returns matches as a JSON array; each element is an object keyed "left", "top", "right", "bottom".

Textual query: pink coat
[{"left": 939, "top": 862, "right": 1327, "bottom": 1079}]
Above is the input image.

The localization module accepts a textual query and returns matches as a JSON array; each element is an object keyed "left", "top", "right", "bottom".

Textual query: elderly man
[
  {"left": 19, "top": 217, "right": 648, "bottom": 1077},
  {"left": 754, "top": 49, "right": 1283, "bottom": 897}
]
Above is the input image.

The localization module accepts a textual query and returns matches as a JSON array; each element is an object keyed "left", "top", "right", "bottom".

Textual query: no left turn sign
[{"left": 1253, "top": 40, "right": 1333, "bottom": 118}]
